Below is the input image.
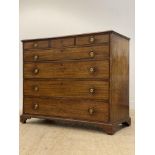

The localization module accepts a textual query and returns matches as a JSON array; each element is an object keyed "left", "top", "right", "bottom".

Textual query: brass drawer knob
[
  {"left": 33, "top": 43, "right": 38, "bottom": 48},
  {"left": 90, "top": 36, "right": 95, "bottom": 43},
  {"left": 33, "top": 86, "right": 39, "bottom": 91},
  {"left": 88, "top": 108, "right": 94, "bottom": 115},
  {"left": 33, "top": 103, "right": 39, "bottom": 110},
  {"left": 89, "top": 67, "right": 95, "bottom": 73},
  {"left": 33, "top": 55, "right": 39, "bottom": 61},
  {"left": 89, "top": 51, "right": 95, "bottom": 58},
  {"left": 89, "top": 88, "right": 95, "bottom": 93},
  {"left": 33, "top": 68, "right": 39, "bottom": 74}
]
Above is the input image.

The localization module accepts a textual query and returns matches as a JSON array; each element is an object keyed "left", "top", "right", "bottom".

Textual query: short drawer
[
  {"left": 24, "top": 80, "right": 109, "bottom": 100},
  {"left": 24, "top": 45, "right": 109, "bottom": 62},
  {"left": 51, "top": 37, "right": 74, "bottom": 48},
  {"left": 76, "top": 34, "right": 109, "bottom": 45},
  {"left": 24, "top": 60, "right": 109, "bottom": 79},
  {"left": 23, "top": 40, "right": 49, "bottom": 49},
  {"left": 24, "top": 97, "right": 109, "bottom": 122}
]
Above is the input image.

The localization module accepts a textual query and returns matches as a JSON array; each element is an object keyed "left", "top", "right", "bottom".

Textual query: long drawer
[
  {"left": 24, "top": 97, "right": 109, "bottom": 122},
  {"left": 24, "top": 45, "right": 109, "bottom": 62},
  {"left": 24, "top": 60, "right": 109, "bottom": 79},
  {"left": 24, "top": 80, "right": 109, "bottom": 100}
]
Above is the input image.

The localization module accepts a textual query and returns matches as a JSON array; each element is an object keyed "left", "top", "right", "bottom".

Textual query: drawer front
[
  {"left": 24, "top": 40, "right": 49, "bottom": 49},
  {"left": 24, "top": 60, "right": 109, "bottom": 79},
  {"left": 51, "top": 37, "right": 74, "bottom": 48},
  {"left": 24, "top": 80, "right": 109, "bottom": 100},
  {"left": 76, "top": 34, "right": 109, "bottom": 45},
  {"left": 24, "top": 45, "right": 109, "bottom": 62},
  {"left": 24, "top": 97, "right": 109, "bottom": 122}
]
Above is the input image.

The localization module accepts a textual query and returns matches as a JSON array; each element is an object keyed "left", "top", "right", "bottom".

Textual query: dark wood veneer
[
  {"left": 24, "top": 60, "right": 109, "bottom": 79},
  {"left": 109, "top": 33, "right": 130, "bottom": 122},
  {"left": 23, "top": 97, "right": 109, "bottom": 122},
  {"left": 21, "top": 31, "right": 130, "bottom": 134},
  {"left": 24, "top": 80, "right": 109, "bottom": 99},
  {"left": 24, "top": 45, "right": 109, "bottom": 62}
]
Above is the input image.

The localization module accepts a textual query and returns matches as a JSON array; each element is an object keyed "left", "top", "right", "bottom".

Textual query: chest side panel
[{"left": 110, "top": 33, "right": 129, "bottom": 123}]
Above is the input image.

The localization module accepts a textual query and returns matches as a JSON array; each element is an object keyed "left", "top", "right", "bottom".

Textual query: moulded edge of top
[{"left": 21, "top": 30, "right": 130, "bottom": 42}]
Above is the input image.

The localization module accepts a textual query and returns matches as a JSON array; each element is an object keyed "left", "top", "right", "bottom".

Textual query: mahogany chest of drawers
[{"left": 20, "top": 31, "right": 131, "bottom": 134}]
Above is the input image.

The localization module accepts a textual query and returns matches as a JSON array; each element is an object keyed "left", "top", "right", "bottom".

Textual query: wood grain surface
[
  {"left": 23, "top": 97, "right": 109, "bottom": 122},
  {"left": 109, "top": 33, "right": 130, "bottom": 122},
  {"left": 21, "top": 31, "right": 130, "bottom": 135},
  {"left": 24, "top": 80, "right": 109, "bottom": 99},
  {"left": 24, "top": 45, "right": 109, "bottom": 62},
  {"left": 51, "top": 37, "right": 74, "bottom": 48},
  {"left": 24, "top": 40, "right": 49, "bottom": 49},
  {"left": 76, "top": 34, "right": 109, "bottom": 45},
  {"left": 24, "top": 60, "right": 109, "bottom": 79}
]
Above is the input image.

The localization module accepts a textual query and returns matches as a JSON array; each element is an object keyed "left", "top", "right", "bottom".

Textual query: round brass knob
[
  {"left": 33, "top": 68, "right": 39, "bottom": 74},
  {"left": 89, "top": 67, "right": 95, "bottom": 73},
  {"left": 89, "top": 51, "right": 95, "bottom": 58},
  {"left": 33, "top": 55, "right": 39, "bottom": 61},
  {"left": 89, "top": 88, "right": 95, "bottom": 93},
  {"left": 33, "top": 86, "right": 39, "bottom": 91},
  {"left": 33, "top": 103, "right": 39, "bottom": 110},
  {"left": 88, "top": 108, "right": 94, "bottom": 115},
  {"left": 33, "top": 43, "right": 38, "bottom": 48},
  {"left": 90, "top": 36, "right": 95, "bottom": 43}
]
